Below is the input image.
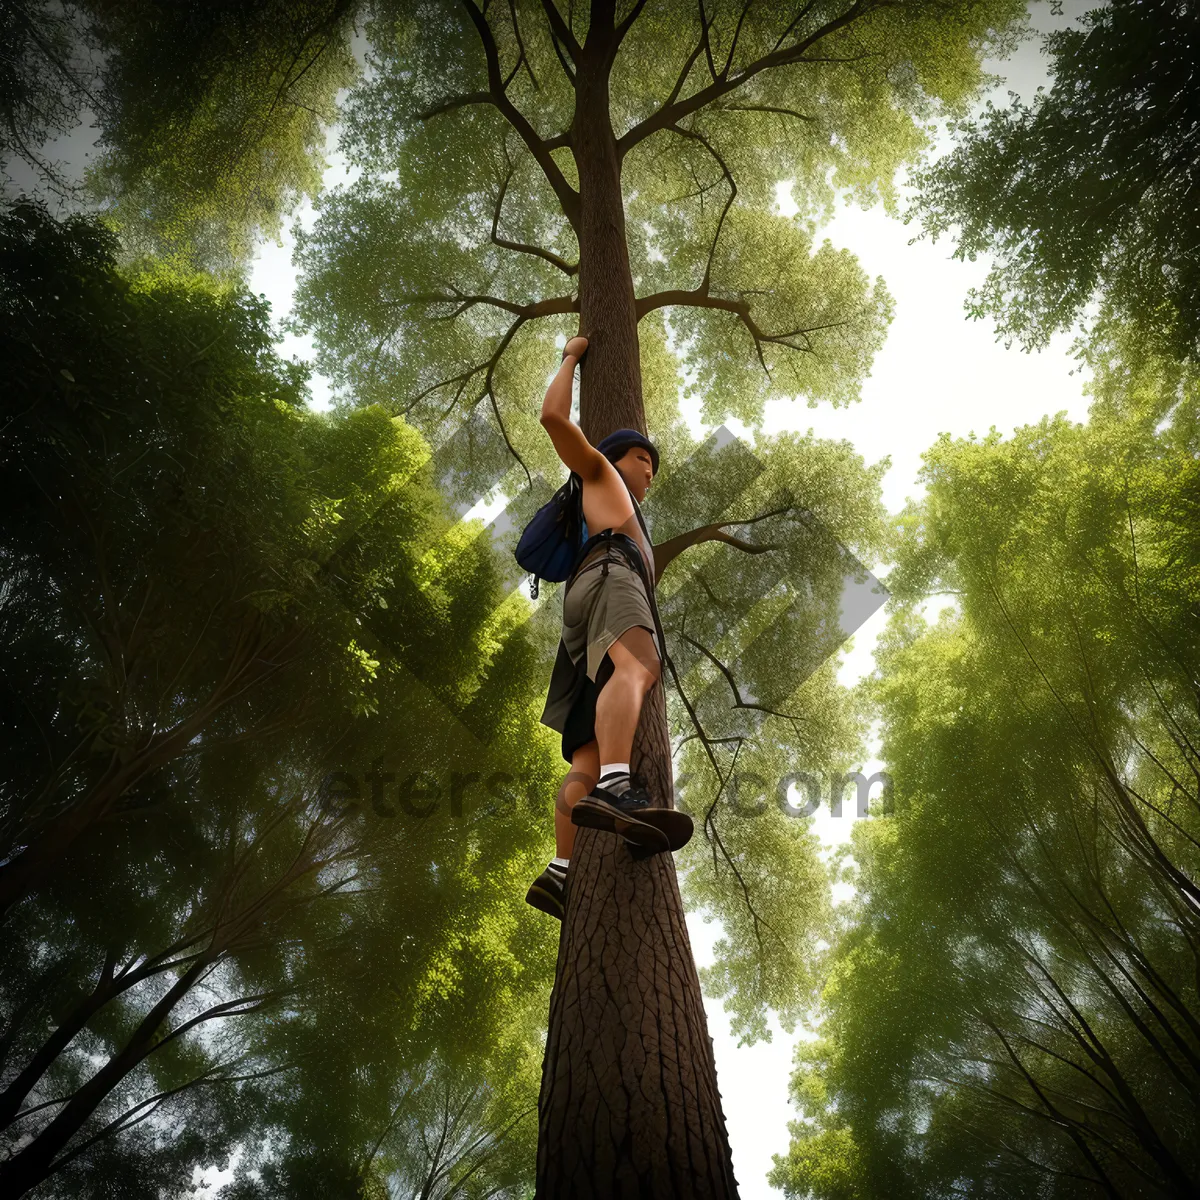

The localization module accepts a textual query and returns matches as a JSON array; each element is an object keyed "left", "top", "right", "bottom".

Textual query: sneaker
[
  {"left": 633, "top": 805, "right": 694, "bottom": 852},
  {"left": 613, "top": 772, "right": 694, "bottom": 851},
  {"left": 525, "top": 860, "right": 568, "bottom": 920},
  {"left": 571, "top": 773, "right": 671, "bottom": 854}
]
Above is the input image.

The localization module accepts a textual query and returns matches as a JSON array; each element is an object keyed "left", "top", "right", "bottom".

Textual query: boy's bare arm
[{"left": 540, "top": 337, "right": 606, "bottom": 482}]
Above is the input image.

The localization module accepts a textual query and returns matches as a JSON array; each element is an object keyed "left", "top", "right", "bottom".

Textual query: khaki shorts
[
  {"left": 538, "top": 544, "right": 662, "bottom": 754},
  {"left": 561, "top": 546, "right": 662, "bottom": 681}
]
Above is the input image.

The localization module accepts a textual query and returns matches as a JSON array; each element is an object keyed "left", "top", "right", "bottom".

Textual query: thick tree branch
[
  {"left": 416, "top": 1, "right": 581, "bottom": 228},
  {"left": 383, "top": 285, "right": 577, "bottom": 320},
  {"left": 538, "top": 0, "right": 580, "bottom": 60},
  {"left": 0, "top": 940, "right": 216, "bottom": 1129},
  {"left": 718, "top": 101, "right": 816, "bottom": 124},
  {"left": 546, "top": 24, "right": 576, "bottom": 87},
  {"left": 638, "top": 280, "right": 851, "bottom": 378},
  {"left": 412, "top": 90, "right": 493, "bottom": 121},
  {"left": 654, "top": 500, "right": 807, "bottom": 579},
  {"left": 719, "top": 0, "right": 754, "bottom": 79},
  {"left": 377, "top": 279, "right": 579, "bottom": 483},
  {"left": 614, "top": 0, "right": 652, "bottom": 49},
  {"left": 653, "top": 522, "right": 777, "bottom": 582},
  {"left": 659, "top": 22, "right": 710, "bottom": 115}
]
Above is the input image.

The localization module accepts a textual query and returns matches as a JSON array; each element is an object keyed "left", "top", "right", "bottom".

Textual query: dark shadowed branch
[
  {"left": 413, "top": 0, "right": 581, "bottom": 227},
  {"left": 616, "top": 0, "right": 895, "bottom": 157},
  {"left": 663, "top": 655, "right": 771, "bottom": 954},
  {"left": 674, "top": 627, "right": 809, "bottom": 740},
  {"left": 538, "top": 0, "right": 580, "bottom": 60}
]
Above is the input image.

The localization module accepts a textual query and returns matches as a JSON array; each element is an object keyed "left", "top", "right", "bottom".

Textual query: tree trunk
[
  {"left": 534, "top": 717, "right": 741, "bottom": 1198},
  {"left": 535, "top": 23, "right": 741, "bottom": 1200},
  {"left": 572, "top": 38, "right": 646, "bottom": 443}
]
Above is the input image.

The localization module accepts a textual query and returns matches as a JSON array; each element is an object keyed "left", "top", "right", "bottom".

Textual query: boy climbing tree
[{"left": 525, "top": 334, "right": 692, "bottom": 920}]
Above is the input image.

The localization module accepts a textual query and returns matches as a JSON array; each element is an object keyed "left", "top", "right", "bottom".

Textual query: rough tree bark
[{"left": 535, "top": 13, "right": 741, "bottom": 1199}]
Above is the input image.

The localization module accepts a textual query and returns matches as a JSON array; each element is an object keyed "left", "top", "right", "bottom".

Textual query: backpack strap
[
  {"left": 628, "top": 490, "right": 655, "bottom": 583},
  {"left": 622, "top": 490, "right": 670, "bottom": 671}
]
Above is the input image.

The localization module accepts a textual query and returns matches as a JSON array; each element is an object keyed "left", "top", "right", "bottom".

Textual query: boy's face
[{"left": 614, "top": 446, "right": 655, "bottom": 502}]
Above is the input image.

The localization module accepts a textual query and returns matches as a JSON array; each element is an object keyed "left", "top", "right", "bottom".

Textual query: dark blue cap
[{"left": 596, "top": 428, "right": 659, "bottom": 476}]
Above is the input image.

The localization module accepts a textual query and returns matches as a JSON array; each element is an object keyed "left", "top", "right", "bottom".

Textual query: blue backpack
[{"left": 515, "top": 472, "right": 589, "bottom": 599}]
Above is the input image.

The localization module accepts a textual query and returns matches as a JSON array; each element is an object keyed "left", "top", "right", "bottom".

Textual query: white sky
[{"left": 243, "top": 4, "right": 1095, "bottom": 1194}]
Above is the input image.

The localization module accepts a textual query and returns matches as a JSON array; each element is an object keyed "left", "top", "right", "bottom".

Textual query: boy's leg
[
  {"left": 594, "top": 625, "right": 660, "bottom": 771},
  {"left": 578, "top": 624, "right": 693, "bottom": 852},
  {"left": 555, "top": 739, "right": 599, "bottom": 860},
  {"left": 526, "top": 740, "right": 599, "bottom": 921}
]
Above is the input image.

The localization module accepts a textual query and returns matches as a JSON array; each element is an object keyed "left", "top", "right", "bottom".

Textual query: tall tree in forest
[
  {"left": 0, "top": 202, "right": 560, "bottom": 1196},
  {"left": 770, "top": 346, "right": 1200, "bottom": 1197},
  {"left": 292, "top": 0, "right": 1028, "bottom": 1193},
  {"left": 908, "top": 0, "right": 1200, "bottom": 364}
]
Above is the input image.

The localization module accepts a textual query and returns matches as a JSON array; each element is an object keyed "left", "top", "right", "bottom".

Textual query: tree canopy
[
  {"left": 1, "top": 0, "right": 359, "bottom": 275},
  {"left": 908, "top": 0, "right": 1200, "bottom": 363},
  {"left": 295, "top": 0, "right": 1027, "bottom": 453},
  {"left": 87, "top": 0, "right": 360, "bottom": 274},
  {"left": 771, "top": 342, "right": 1200, "bottom": 1196},
  {"left": 772, "top": 10, "right": 1200, "bottom": 1187},
  {"left": 0, "top": 200, "right": 560, "bottom": 1196},
  {"left": 286, "top": 0, "right": 1027, "bottom": 1048}
]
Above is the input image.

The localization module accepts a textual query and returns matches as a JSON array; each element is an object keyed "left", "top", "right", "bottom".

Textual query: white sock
[
  {"left": 550, "top": 856, "right": 569, "bottom": 869},
  {"left": 600, "top": 762, "right": 630, "bottom": 780}
]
